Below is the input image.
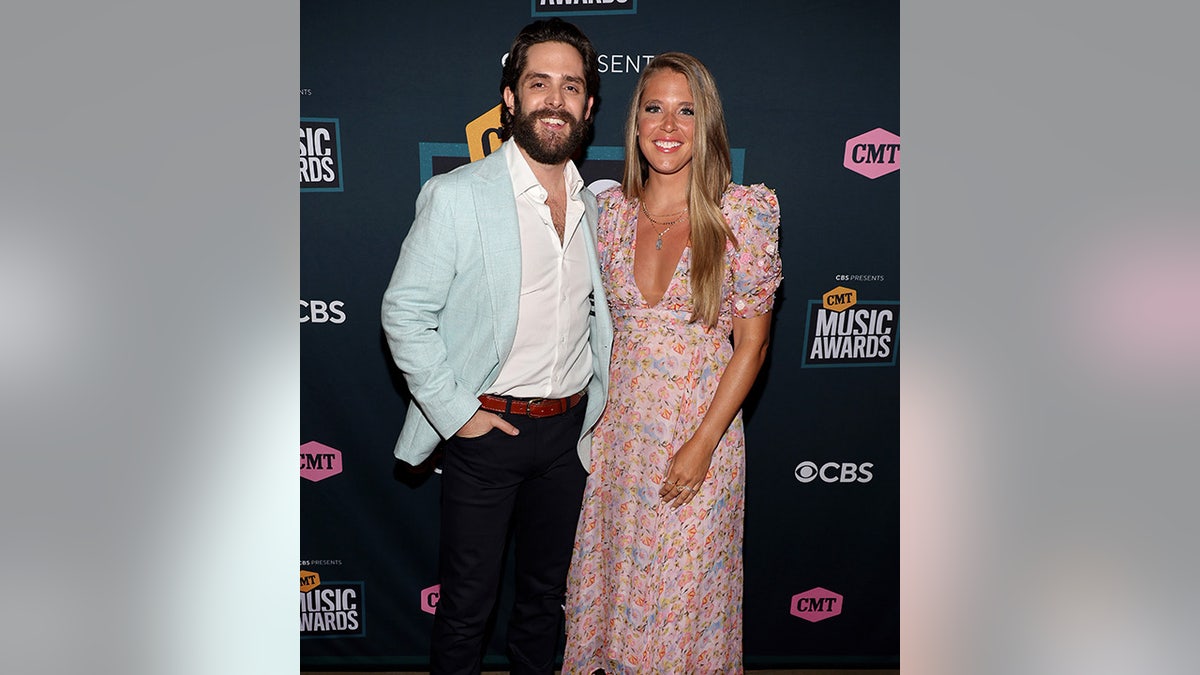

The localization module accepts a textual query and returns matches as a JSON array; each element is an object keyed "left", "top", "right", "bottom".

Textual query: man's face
[{"left": 503, "top": 41, "right": 594, "bottom": 166}]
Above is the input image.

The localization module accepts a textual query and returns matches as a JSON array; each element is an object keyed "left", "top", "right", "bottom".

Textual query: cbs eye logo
[{"left": 794, "top": 461, "right": 874, "bottom": 484}]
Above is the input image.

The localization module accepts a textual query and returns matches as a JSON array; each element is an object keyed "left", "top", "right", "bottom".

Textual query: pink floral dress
[{"left": 563, "top": 183, "right": 782, "bottom": 674}]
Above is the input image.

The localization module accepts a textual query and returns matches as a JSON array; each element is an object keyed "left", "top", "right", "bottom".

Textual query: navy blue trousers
[{"left": 430, "top": 399, "right": 588, "bottom": 675}]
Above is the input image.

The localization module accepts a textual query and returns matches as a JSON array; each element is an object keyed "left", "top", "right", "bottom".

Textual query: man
[{"left": 380, "top": 18, "right": 611, "bottom": 675}]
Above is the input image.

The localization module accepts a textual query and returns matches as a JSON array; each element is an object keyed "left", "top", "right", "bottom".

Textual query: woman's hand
[{"left": 660, "top": 436, "right": 715, "bottom": 509}]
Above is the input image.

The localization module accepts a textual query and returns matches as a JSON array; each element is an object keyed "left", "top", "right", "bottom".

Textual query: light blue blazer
[{"left": 381, "top": 146, "right": 614, "bottom": 470}]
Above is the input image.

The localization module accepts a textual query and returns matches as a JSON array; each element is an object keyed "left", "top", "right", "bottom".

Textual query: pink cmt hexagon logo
[
  {"left": 844, "top": 127, "right": 900, "bottom": 179},
  {"left": 420, "top": 584, "right": 441, "bottom": 615},
  {"left": 300, "top": 441, "right": 343, "bottom": 482},
  {"left": 790, "top": 586, "right": 843, "bottom": 622}
]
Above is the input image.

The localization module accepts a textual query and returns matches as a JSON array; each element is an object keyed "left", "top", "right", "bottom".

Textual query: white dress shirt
[{"left": 485, "top": 139, "right": 594, "bottom": 399}]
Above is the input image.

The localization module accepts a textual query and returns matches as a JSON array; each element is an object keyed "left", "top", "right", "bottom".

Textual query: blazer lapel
[{"left": 471, "top": 150, "right": 522, "bottom": 359}]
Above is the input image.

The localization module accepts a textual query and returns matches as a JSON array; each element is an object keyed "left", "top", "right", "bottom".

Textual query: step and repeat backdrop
[{"left": 302, "top": 0, "right": 897, "bottom": 669}]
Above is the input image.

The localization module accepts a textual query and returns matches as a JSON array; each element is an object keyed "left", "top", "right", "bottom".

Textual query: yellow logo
[
  {"left": 820, "top": 285, "right": 859, "bottom": 312},
  {"left": 466, "top": 104, "right": 504, "bottom": 162},
  {"left": 822, "top": 286, "right": 857, "bottom": 312},
  {"left": 300, "top": 570, "right": 321, "bottom": 593}
]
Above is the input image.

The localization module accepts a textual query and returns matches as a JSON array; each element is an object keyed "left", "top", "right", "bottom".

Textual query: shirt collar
[{"left": 502, "top": 138, "right": 585, "bottom": 199}]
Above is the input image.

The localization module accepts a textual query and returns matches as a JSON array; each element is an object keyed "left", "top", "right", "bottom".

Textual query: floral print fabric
[{"left": 563, "top": 183, "right": 782, "bottom": 674}]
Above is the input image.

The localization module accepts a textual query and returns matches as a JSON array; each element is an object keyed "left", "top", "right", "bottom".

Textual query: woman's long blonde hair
[{"left": 621, "top": 52, "right": 734, "bottom": 328}]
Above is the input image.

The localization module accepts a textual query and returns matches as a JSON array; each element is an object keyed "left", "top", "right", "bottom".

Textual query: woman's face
[{"left": 636, "top": 70, "right": 696, "bottom": 179}]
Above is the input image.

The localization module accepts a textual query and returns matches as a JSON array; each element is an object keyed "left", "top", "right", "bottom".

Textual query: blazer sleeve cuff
[{"left": 426, "top": 390, "right": 484, "bottom": 440}]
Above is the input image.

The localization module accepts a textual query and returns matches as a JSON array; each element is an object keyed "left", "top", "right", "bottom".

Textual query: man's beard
[{"left": 510, "top": 101, "right": 590, "bottom": 165}]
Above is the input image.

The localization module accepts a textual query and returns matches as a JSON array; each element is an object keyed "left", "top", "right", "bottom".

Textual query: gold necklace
[{"left": 640, "top": 201, "right": 689, "bottom": 250}]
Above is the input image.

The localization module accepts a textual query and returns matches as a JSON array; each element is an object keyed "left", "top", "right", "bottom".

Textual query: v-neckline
[{"left": 631, "top": 199, "right": 688, "bottom": 309}]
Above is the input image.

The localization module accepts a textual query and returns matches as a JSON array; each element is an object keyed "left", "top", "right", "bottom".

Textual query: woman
[{"left": 564, "top": 52, "right": 782, "bottom": 673}]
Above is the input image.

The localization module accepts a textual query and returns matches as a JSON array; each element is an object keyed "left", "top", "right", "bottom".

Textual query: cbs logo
[
  {"left": 301, "top": 300, "right": 346, "bottom": 324},
  {"left": 794, "top": 461, "right": 874, "bottom": 484}
]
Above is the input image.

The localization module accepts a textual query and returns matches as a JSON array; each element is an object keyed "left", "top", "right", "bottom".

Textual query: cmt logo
[
  {"left": 301, "top": 299, "right": 345, "bottom": 324},
  {"left": 301, "top": 441, "right": 343, "bottom": 482},
  {"left": 794, "top": 461, "right": 874, "bottom": 484},
  {"left": 466, "top": 105, "right": 503, "bottom": 162},
  {"left": 824, "top": 285, "right": 857, "bottom": 311},
  {"left": 421, "top": 584, "right": 440, "bottom": 615},
  {"left": 532, "top": 0, "right": 637, "bottom": 17},
  {"left": 301, "top": 570, "right": 321, "bottom": 593},
  {"left": 790, "top": 587, "right": 843, "bottom": 622},
  {"left": 844, "top": 127, "right": 899, "bottom": 179}
]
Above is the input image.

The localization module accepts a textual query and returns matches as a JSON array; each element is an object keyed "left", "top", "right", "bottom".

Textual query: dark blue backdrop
[{"left": 301, "top": 0, "right": 898, "bottom": 668}]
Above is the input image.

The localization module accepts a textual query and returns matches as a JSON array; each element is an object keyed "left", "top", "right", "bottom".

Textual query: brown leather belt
[{"left": 477, "top": 391, "right": 586, "bottom": 418}]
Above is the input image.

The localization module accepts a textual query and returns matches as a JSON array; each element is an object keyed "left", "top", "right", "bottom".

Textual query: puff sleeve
[{"left": 725, "top": 183, "right": 782, "bottom": 318}]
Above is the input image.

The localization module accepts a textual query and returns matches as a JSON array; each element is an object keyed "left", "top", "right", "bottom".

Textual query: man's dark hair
[{"left": 498, "top": 18, "right": 600, "bottom": 140}]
